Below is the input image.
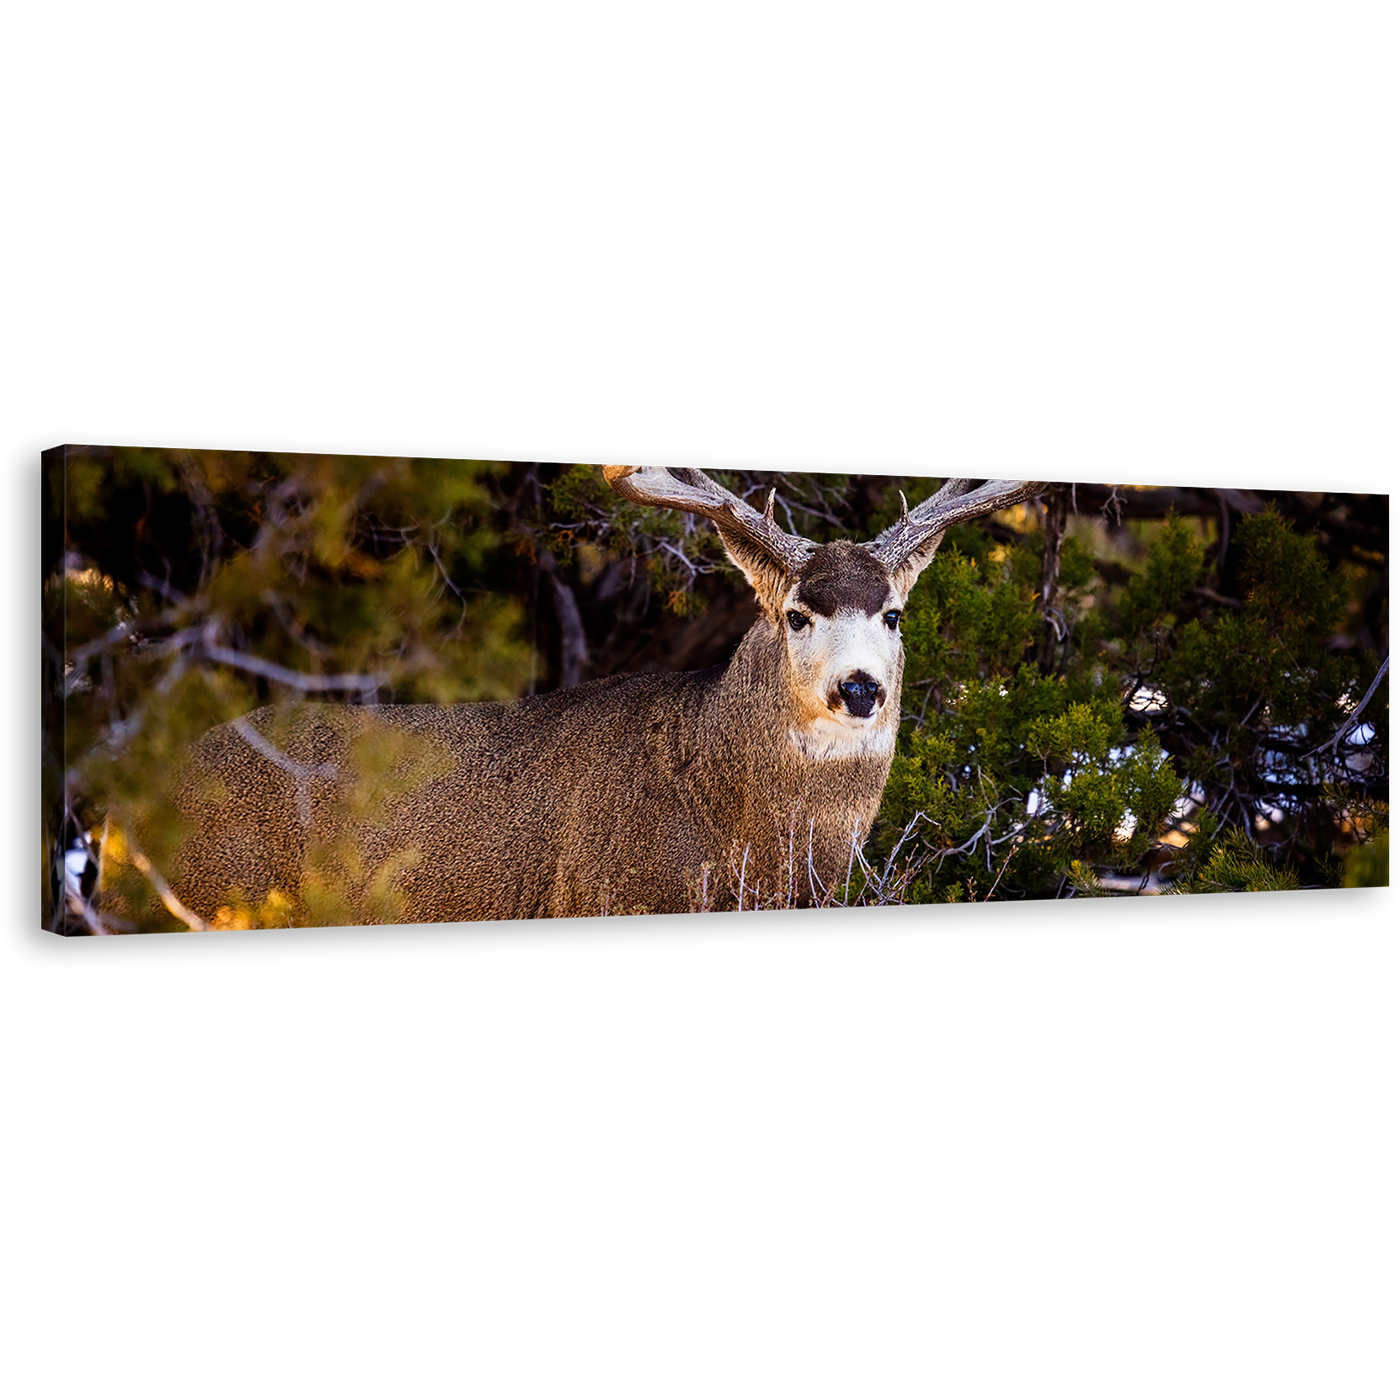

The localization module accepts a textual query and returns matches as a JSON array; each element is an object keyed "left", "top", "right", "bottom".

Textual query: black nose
[{"left": 836, "top": 671, "right": 886, "bottom": 718}]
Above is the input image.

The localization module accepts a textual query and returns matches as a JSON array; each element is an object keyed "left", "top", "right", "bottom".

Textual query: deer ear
[
  {"left": 889, "top": 530, "right": 947, "bottom": 599},
  {"left": 714, "top": 525, "right": 792, "bottom": 614}
]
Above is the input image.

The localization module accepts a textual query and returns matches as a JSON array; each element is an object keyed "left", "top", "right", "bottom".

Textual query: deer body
[{"left": 128, "top": 470, "right": 1045, "bottom": 927}]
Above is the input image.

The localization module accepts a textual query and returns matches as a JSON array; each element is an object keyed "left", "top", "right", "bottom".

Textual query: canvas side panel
[{"left": 40, "top": 446, "right": 68, "bottom": 930}]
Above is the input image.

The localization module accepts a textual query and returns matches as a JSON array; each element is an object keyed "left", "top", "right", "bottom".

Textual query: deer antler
[
  {"left": 603, "top": 465, "right": 814, "bottom": 572},
  {"left": 868, "top": 478, "right": 1050, "bottom": 571}
]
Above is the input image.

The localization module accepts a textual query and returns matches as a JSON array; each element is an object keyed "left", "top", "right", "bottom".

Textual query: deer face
[{"left": 777, "top": 542, "right": 905, "bottom": 753}]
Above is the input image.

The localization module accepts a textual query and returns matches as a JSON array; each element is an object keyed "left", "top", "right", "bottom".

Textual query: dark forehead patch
[{"left": 794, "top": 542, "right": 892, "bottom": 617}]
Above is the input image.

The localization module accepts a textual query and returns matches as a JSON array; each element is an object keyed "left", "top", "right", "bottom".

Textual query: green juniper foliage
[
  {"left": 1166, "top": 819, "right": 1301, "bottom": 894},
  {"left": 875, "top": 500, "right": 1386, "bottom": 900},
  {"left": 872, "top": 514, "right": 1187, "bottom": 901},
  {"left": 44, "top": 448, "right": 534, "bottom": 931}
]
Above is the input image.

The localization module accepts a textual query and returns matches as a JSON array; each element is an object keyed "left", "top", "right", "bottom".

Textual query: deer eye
[
  {"left": 883, "top": 609, "right": 902, "bottom": 630},
  {"left": 786, "top": 610, "right": 810, "bottom": 632}
]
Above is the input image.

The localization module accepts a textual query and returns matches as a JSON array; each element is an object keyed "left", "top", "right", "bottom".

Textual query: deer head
[{"left": 604, "top": 466, "right": 1048, "bottom": 751}]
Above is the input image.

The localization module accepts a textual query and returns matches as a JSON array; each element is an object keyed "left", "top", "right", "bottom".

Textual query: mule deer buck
[{"left": 125, "top": 468, "right": 1045, "bottom": 925}]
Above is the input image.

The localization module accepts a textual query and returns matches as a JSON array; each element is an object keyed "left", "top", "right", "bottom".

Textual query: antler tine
[
  {"left": 869, "top": 478, "right": 1050, "bottom": 569},
  {"left": 603, "top": 465, "right": 813, "bottom": 570}
]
